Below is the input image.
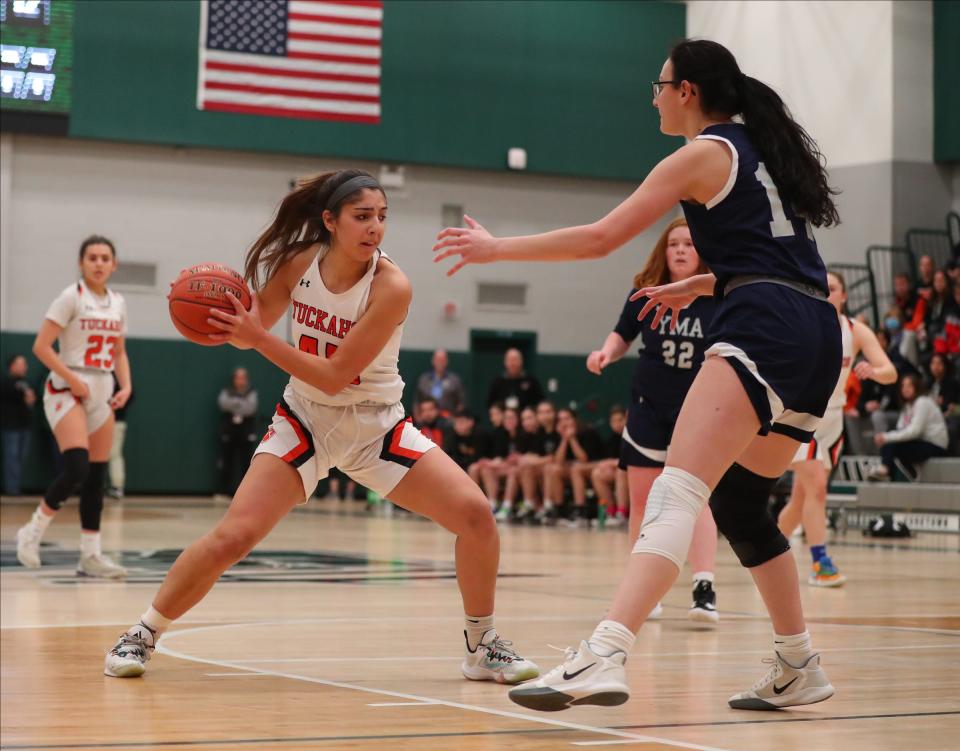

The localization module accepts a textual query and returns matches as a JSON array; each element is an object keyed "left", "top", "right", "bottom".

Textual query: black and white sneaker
[
  {"left": 729, "top": 652, "right": 834, "bottom": 710},
  {"left": 508, "top": 640, "right": 629, "bottom": 712},
  {"left": 104, "top": 623, "right": 156, "bottom": 677},
  {"left": 689, "top": 579, "right": 719, "bottom": 625}
]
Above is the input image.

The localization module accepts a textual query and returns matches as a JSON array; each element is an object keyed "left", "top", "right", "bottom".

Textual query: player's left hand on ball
[
  {"left": 433, "top": 215, "right": 499, "bottom": 277},
  {"left": 207, "top": 293, "right": 261, "bottom": 349}
]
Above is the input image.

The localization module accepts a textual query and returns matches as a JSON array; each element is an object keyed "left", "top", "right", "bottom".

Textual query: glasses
[{"left": 651, "top": 80, "right": 678, "bottom": 99}]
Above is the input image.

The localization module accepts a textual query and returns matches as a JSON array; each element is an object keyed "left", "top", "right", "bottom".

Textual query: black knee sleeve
[
  {"left": 79, "top": 461, "right": 108, "bottom": 531},
  {"left": 43, "top": 448, "right": 90, "bottom": 510},
  {"left": 709, "top": 463, "right": 789, "bottom": 568}
]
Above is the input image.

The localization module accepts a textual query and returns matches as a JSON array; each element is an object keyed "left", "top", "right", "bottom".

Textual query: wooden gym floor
[{"left": 2, "top": 496, "right": 958, "bottom": 751}]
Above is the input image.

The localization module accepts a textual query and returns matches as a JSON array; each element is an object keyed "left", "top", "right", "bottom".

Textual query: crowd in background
[
  {"left": 845, "top": 252, "right": 960, "bottom": 478},
  {"left": 4, "top": 251, "right": 959, "bottom": 500},
  {"left": 409, "top": 346, "right": 628, "bottom": 526}
]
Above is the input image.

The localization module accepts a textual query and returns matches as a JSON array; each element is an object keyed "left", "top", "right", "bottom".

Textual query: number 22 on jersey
[{"left": 298, "top": 335, "right": 361, "bottom": 385}]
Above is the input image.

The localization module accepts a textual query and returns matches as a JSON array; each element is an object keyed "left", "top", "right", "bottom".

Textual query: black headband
[{"left": 327, "top": 175, "right": 383, "bottom": 209}]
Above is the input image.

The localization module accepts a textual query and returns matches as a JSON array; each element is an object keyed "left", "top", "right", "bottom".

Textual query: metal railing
[
  {"left": 866, "top": 245, "right": 914, "bottom": 320},
  {"left": 947, "top": 211, "right": 960, "bottom": 252},
  {"left": 905, "top": 228, "right": 953, "bottom": 277}
]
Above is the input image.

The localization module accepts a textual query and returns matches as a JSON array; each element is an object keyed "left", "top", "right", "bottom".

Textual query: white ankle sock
[
  {"left": 80, "top": 532, "right": 101, "bottom": 558},
  {"left": 30, "top": 506, "right": 54, "bottom": 534},
  {"left": 588, "top": 619, "right": 635, "bottom": 657},
  {"left": 139, "top": 606, "right": 173, "bottom": 641},
  {"left": 692, "top": 571, "right": 714, "bottom": 584},
  {"left": 774, "top": 630, "right": 813, "bottom": 666},
  {"left": 464, "top": 614, "right": 495, "bottom": 650}
]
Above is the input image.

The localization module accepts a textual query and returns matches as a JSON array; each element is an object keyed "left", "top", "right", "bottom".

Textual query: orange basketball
[{"left": 168, "top": 263, "right": 252, "bottom": 346}]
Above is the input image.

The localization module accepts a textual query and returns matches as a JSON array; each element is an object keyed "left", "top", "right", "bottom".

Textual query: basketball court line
[
  {"left": 4, "top": 710, "right": 957, "bottom": 751},
  {"left": 158, "top": 622, "right": 734, "bottom": 751},
  {"left": 3, "top": 611, "right": 958, "bottom": 636}
]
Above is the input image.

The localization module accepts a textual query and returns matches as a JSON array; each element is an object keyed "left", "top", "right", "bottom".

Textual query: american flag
[{"left": 197, "top": 0, "right": 382, "bottom": 124}]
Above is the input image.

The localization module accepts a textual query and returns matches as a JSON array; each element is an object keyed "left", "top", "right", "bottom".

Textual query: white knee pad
[{"left": 632, "top": 467, "right": 710, "bottom": 569}]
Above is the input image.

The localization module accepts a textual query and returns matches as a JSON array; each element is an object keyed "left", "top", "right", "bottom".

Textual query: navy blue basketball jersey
[
  {"left": 614, "top": 292, "right": 716, "bottom": 408},
  {"left": 680, "top": 123, "right": 829, "bottom": 295}
]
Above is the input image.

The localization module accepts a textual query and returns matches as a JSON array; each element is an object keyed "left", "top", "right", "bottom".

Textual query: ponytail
[
  {"left": 669, "top": 39, "right": 839, "bottom": 228},
  {"left": 243, "top": 168, "right": 384, "bottom": 289},
  {"left": 736, "top": 75, "right": 840, "bottom": 227}
]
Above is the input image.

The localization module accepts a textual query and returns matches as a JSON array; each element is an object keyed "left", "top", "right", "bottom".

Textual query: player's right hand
[
  {"left": 586, "top": 350, "right": 609, "bottom": 374},
  {"left": 68, "top": 375, "right": 90, "bottom": 400}
]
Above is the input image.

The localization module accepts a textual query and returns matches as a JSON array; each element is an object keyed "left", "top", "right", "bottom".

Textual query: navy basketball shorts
[
  {"left": 619, "top": 396, "right": 681, "bottom": 470},
  {"left": 705, "top": 284, "right": 842, "bottom": 444}
]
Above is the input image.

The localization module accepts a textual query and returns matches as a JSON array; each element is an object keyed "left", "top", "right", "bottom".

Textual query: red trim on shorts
[
  {"left": 829, "top": 435, "right": 845, "bottom": 467},
  {"left": 275, "top": 401, "right": 313, "bottom": 467},
  {"left": 806, "top": 438, "right": 818, "bottom": 461},
  {"left": 388, "top": 418, "right": 425, "bottom": 461}
]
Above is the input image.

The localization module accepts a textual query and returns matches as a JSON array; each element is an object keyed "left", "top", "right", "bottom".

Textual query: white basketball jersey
[
  {"left": 825, "top": 314, "right": 854, "bottom": 411},
  {"left": 289, "top": 248, "right": 404, "bottom": 406},
  {"left": 44, "top": 280, "right": 127, "bottom": 371}
]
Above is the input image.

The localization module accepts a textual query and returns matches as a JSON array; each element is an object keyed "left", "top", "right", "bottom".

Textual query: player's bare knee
[
  {"left": 710, "top": 463, "right": 789, "bottom": 568},
  {"left": 459, "top": 496, "right": 497, "bottom": 539},
  {"left": 208, "top": 523, "right": 259, "bottom": 565}
]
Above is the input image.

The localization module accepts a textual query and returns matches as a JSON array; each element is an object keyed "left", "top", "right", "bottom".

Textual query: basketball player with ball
[
  {"left": 16, "top": 236, "right": 132, "bottom": 579},
  {"left": 104, "top": 169, "right": 539, "bottom": 686}
]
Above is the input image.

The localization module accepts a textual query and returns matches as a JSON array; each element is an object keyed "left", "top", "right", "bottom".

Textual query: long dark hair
[
  {"left": 244, "top": 169, "right": 385, "bottom": 289},
  {"left": 669, "top": 39, "right": 840, "bottom": 227}
]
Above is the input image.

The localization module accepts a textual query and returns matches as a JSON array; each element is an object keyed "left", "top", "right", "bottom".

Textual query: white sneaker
[
  {"left": 560, "top": 516, "right": 588, "bottom": 529},
  {"left": 104, "top": 624, "right": 155, "bottom": 677},
  {"left": 494, "top": 504, "right": 512, "bottom": 522},
  {"left": 647, "top": 602, "right": 663, "bottom": 619},
  {"left": 461, "top": 630, "right": 540, "bottom": 684},
  {"left": 508, "top": 640, "right": 629, "bottom": 712},
  {"left": 16, "top": 523, "right": 42, "bottom": 569},
  {"left": 729, "top": 652, "right": 835, "bottom": 710},
  {"left": 77, "top": 553, "right": 127, "bottom": 579}
]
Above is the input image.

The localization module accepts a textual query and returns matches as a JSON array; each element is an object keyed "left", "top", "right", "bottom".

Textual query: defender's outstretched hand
[
  {"left": 632, "top": 276, "right": 701, "bottom": 331},
  {"left": 433, "top": 215, "right": 498, "bottom": 276}
]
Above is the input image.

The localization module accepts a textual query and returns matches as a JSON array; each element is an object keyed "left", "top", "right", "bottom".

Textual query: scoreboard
[{"left": 0, "top": 0, "right": 73, "bottom": 114}]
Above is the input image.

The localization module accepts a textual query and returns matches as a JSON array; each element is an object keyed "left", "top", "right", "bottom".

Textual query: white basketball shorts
[
  {"left": 791, "top": 407, "right": 844, "bottom": 471},
  {"left": 43, "top": 370, "right": 114, "bottom": 433},
  {"left": 254, "top": 384, "right": 437, "bottom": 500}
]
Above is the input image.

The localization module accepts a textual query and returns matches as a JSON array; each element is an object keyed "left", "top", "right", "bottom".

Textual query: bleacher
[
  {"left": 829, "top": 457, "right": 959, "bottom": 534},
  {"left": 821, "top": 210, "right": 960, "bottom": 533}
]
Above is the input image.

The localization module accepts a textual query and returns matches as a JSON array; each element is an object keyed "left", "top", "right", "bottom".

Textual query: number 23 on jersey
[{"left": 84, "top": 335, "right": 118, "bottom": 369}]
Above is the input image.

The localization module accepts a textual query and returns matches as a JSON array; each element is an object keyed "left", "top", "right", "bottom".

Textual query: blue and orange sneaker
[{"left": 809, "top": 556, "right": 847, "bottom": 588}]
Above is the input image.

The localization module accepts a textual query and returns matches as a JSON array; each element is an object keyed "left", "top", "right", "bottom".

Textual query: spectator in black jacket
[
  {"left": 487, "top": 348, "right": 543, "bottom": 411},
  {"left": 543, "top": 408, "right": 604, "bottom": 527},
  {"left": 1, "top": 355, "right": 35, "bottom": 495},
  {"left": 448, "top": 410, "right": 489, "bottom": 473},
  {"left": 928, "top": 353, "right": 960, "bottom": 452},
  {"left": 590, "top": 406, "right": 629, "bottom": 526},
  {"left": 216, "top": 368, "right": 258, "bottom": 499}
]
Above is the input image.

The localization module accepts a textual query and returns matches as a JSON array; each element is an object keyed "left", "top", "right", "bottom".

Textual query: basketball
[{"left": 168, "top": 263, "right": 252, "bottom": 346}]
